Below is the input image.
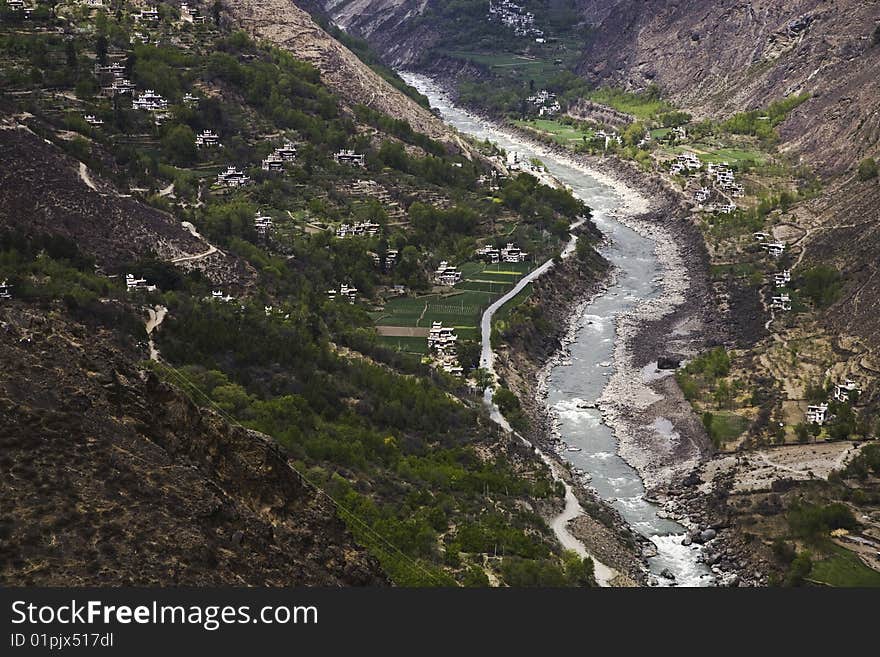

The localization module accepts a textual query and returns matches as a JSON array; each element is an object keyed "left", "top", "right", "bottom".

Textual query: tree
[
  {"left": 857, "top": 157, "right": 878, "bottom": 181},
  {"left": 96, "top": 34, "right": 108, "bottom": 66},
  {"left": 795, "top": 423, "right": 810, "bottom": 443},
  {"left": 161, "top": 124, "right": 197, "bottom": 166}
]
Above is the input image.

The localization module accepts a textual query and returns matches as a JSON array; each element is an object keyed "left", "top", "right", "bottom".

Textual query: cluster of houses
[
  {"left": 125, "top": 273, "right": 157, "bottom": 293},
  {"left": 370, "top": 249, "right": 399, "bottom": 272},
  {"left": 0, "top": 280, "right": 12, "bottom": 300},
  {"left": 96, "top": 62, "right": 135, "bottom": 98},
  {"left": 327, "top": 283, "right": 358, "bottom": 304},
  {"left": 806, "top": 380, "right": 861, "bottom": 426},
  {"left": 133, "top": 89, "right": 168, "bottom": 112},
  {"left": 527, "top": 90, "right": 560, "bottom": 117},
  {"left": 427, "top": 321, "right": 463, "bottom": 376},
  {"left": 334, "top": 150, "right": 365, "bottom": 167},
  {"left": 487, "top": 0, "right": 544, "bottom": 38},
  {"left": 261, "top": 142, "right": 298, "bottom": 172},
  {"left": 336, "top": 221, "right": 380, "bottom": 238},
  {"left": 669, "top": 153, "right": 745, "bottom": 214},
  {"left": 133, "top": 8, "right": 159, "bottom": 23},
  {"left": 216, "top": 166, "right": 250, "bottom": 188},
  {"left": 753, "top": 232, "right": 786, "bottom": 258},
  {"left": 476, "top": 242, "right": 529, "bottom": 264},
  {"left": 708, "top": 162, "right": 745, "bottom": 197},
  {"left": 433, "top": 261, "right": 462, "bottom": 287}
]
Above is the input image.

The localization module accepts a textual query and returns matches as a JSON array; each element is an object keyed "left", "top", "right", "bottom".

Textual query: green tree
[
  {"left": 161, "top": 124, "right": 197, "bottom": 166},
  {"left": 857, "top": 157, "right": 878, "bottom": 181}
]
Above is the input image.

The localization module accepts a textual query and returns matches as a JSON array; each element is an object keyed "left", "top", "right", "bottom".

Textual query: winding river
[{"left": 402, "top": 73, "right": 712, "bottom": 586}]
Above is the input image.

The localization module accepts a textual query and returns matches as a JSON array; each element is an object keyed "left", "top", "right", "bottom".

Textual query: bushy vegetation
[
  {"left": 722, "top": 93, "right": 810, "bottom": 142},
  {"left": 797, "top": 266, "right": 842, "bottom": 309},
  {"left": 857, "top": 157, "right": 878, "bottom": 181}
]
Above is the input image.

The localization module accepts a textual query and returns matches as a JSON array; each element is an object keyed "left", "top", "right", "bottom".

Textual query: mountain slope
[
  {"left": 224, "top": 0, "right": 456, "bottom": 143},
  {"left": 0, "top": 303, "right": 385, "bottom": 586},
  {"left": 573, "top": 0, "right": 880, "bottom": 174}
]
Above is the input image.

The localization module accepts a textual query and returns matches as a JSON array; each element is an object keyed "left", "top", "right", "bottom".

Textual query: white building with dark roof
[
  {"left": 335, "top": 149, "right": 365, "bottom": 167},
  {"left": 806, "top": 403, "right": 829, "bottom": 425},
  {"left": 833, "top": 379, "right": 860, "bottom": 403},
  {"left": 195, "top": 129, "right": 221, "bottom": 148},
  {"left": 261, "top": 154, "right": 284, "bottom": 172},
  {"left": 770, "top": 294, "right": 792, "bottom": 311},
  {"left": 0, "top": 280, "right": 12, "bottom": 300},
  {"left": 433, "top": 261, "right": 462, "bottom": 286},
  {"left": 217, "top": 166, "right": 250, "bottom": 187},
  {"left": 133, "top": 89, "right": 168, "bottom": 111},
  {"left": 427, "top": 321, "right": 457, "bottom": 352}
]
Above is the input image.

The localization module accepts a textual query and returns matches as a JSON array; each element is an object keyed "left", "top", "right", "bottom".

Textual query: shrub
[
  {"left": 798, "top": 266, "right": 842, "bottom": 308},
  {"left": 857, "top": 157, "right": 878, "bottom": 181}
]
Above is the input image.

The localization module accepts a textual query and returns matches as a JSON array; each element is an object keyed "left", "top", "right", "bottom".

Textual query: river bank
[{"left": 405, "top": 72, "right": 764, "bottom": 585}]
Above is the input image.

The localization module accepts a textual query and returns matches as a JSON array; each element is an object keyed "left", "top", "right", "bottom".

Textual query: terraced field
[{"left": 373, "top": 261, "right": 533, "bottom": 354}]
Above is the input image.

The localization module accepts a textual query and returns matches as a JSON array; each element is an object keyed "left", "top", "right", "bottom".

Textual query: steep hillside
[
  {"left": 223, "top": 0, "right": 457, "bottom": 143},
  {"left": 0, "top": 302, "right": 385, "bottom": 586},
  {"left": 573, "top": 0, "right": 880, "bottom": 174},
  {"left": 0, "top": 121, "right": 253, "bottom": 291}
]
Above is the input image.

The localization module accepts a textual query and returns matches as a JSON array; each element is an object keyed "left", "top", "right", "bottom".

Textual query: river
[{"left": 402, "top": 73, "right": 714, "bottom": 587}]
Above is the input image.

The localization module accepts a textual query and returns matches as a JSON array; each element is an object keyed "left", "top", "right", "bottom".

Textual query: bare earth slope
[
  {"left": 225, "top": 0, "right": 454, "bottom": 142},
  {"left": 0, "top": 122, "right": 253, "bottom": 290},
  {"left": 0, "top": 304, "right": 386, "bottom": 586}
]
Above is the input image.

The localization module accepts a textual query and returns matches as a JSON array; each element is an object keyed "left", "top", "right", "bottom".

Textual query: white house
[
  {"left": 84, "top": 114, "right": 104, "bottom": 126},
  {"left": 762, "top": 242, "right": 786, "bottom": 257},
  {"left": 433, "top": 261, "right": 462, "bottom": 286},
  {"left": 254, "top": 212, "right": 273, "bottom": 235},
  {"left": 753, "top": 232, "right": 770, "bottom": 241},
  {"left": 676, "top": 152, "right": 702, "bottom": 171},
  {"left": 427, "top": 321, "right": 457, "bottom": 352},
  {"left": 125, "top": 274, "right": 157, "bottom": 293},
  {"left": 211, "top": 290, "right": 234, "bottom": 302},
  {"left": 833, "top": 379, "right": 860, "bottom": 403},
  {"left": 717, "top": 203, "right": 737, "bottom": 214},
  {"left": 195, "top": 129, "right": 221, "bottom": 148},
  {"left": 694, "top": 187, "right": 711, "bottom": 204},
  {"left": 183, "top": 92, "right": 199, "bottom": 107},
  {"left": 133, "top": 89, "right": 168, "bottom": 111},
  {"left": 501, "top": 242, "right": 528, "bottom": 263},
  {"left": 477, "top": 245, "right": 501, "bottom": 264},
  {"left": 773, "top": 270, "right": 791, "bottom": 287},
  {"left": 6, "top": 0, "right": 25, "bottom": 10},
  {"left": 0, "top": 280, "right": 12, "bottom": 300},
  {"left": 217, "top": 166, "right": 250, "bottom": 187},
  {"left": 335, "top": 149, "right": 365, "bottom": 167},
  {"left": 327, "top": 284, "right": 358, "bottom": 303},
  {"left": 335, "top": 221, "right": 380, "bottom": 238},
  {"left": 135, "top": 8, "right": 159, "bottom": 22},
  {"left": 770, "top": 294, "right": 792, "bottom": 311},
  {"left": 261, "top": 154, "right": 284, "bottom": 172},
  {"left": 806, "top": 403, "right": 829, "bottom": 425},
  {"left": 273, "top": 142, "right": 297, "bottom": 162}
]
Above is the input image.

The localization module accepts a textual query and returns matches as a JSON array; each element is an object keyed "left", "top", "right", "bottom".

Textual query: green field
[
  {"left": 668, "top": 144, "right": 768, "bottom": 168},
  {"left": 810, "top": 544, "right": 880, "bottom": 587},
  {"left": 373, "top": 261, "right": 534, "bottom": 352},
  {"left": 711, "top": 412, "right": 750, "bottom": 444},
  {"left": 586, "top": 88, "right": 671, "bottom": 120},
  {"left": 515, "top": 119, "right": 594, "bottom": 146},
  {"left": 446, "top": 51, "right": 567, "bottom": 87}
]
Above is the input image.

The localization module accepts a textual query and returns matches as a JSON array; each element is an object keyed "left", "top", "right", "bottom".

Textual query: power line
[{"left": 153, "top": 360, "right": 455, "bottom": 587}]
